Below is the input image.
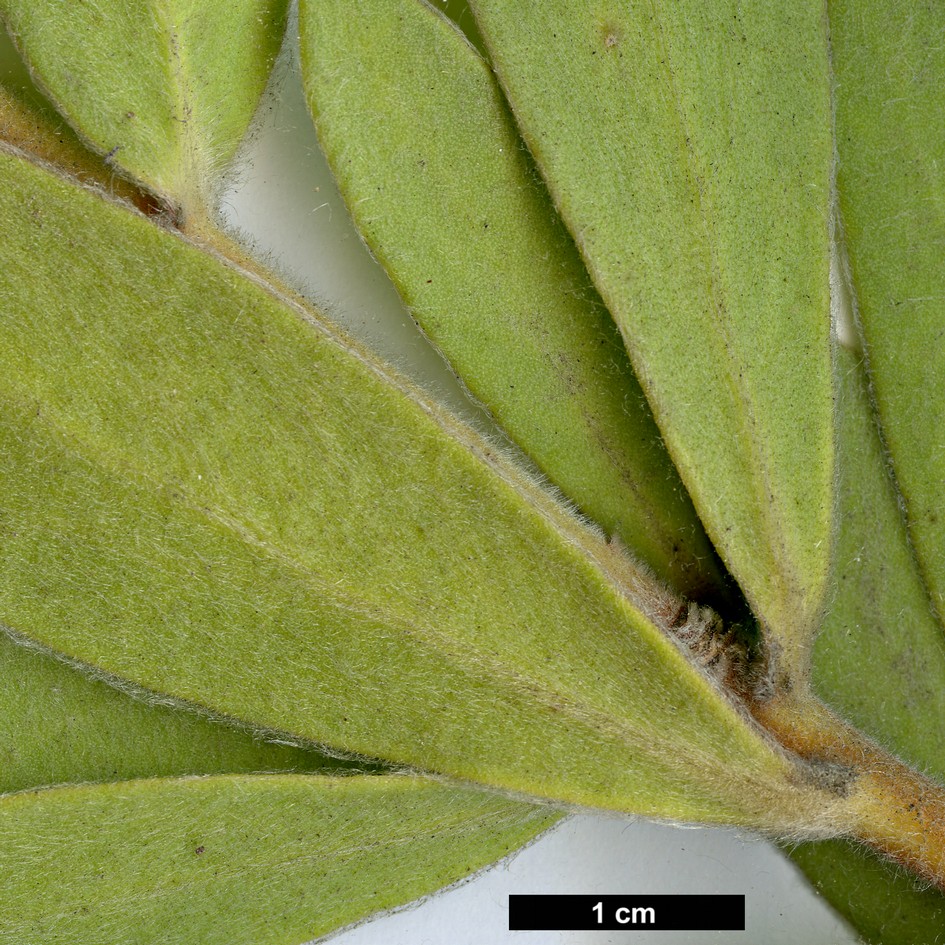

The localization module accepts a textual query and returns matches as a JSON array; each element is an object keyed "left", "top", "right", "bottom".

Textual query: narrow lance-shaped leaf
[
  {"left": 299, "top": 0, "right": 728, "bottom": 605},
  {"left": 815, "top": 349, "right": 945, "bottom": 777},
  {"left": 0, "top": 42, "right": 349, "bottom": 795},
  {"left": 828, "top": 0, "right": 945, "bottom": 633},
  {"left": 0, "top": 30, "right": 563, "bottom": 940},
  {"left": 763, "top": 7, "right": 945, "bottom": 924},
  {"left": 469, "top": 0, "right": 835, "bottom": 676},
  {"left": 786, "top": 347, "right": 945, "bottom": 943},
  {"left": 0, "top": 145, "right": 845, "bottom": 830},
  {"left": 0, "top": 774, "right": 553, "bottom": 945},
  {"left": 0, "top": 605, "right": 551, "bottom": 945},
  {"left": 0, "top": 0, "right": 289, "bottom": 222}
]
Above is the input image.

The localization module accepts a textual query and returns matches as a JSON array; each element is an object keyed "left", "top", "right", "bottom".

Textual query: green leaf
[
  {"left": 784, "top": 347, "right": 945, "bottom": 940},
  {"left": 790, "top": 838, "right": 945, "bottom": 945},
  {"left": 0, "top": 29, "right": 351, "bottom": 800},
  {"left": 0, "top": 32, "right": 145, "bottom": 206},
  {"left": 802, "top": 8, "right": 945, "bottom": 931},
  {"left": 298, "top": 0, "right": 727, "bottom": 604},
  {"left": 0, "top": 43, "right": 553, "bottom": 937},
  {"left": 0, "top": 145, "right": 837, "bottom": 828},
  {"left": 829, "top": 0, "right": 945, "bottom": 631},
  {"left": 469, "top": 0, "right": 835, "bottom": 673},
  {"left": 0, "top": 631, "right": 348, "bottom": 796},
  {"left": 0, "top": 773, "right": 553, "bottom": 945},
  {"left": 815, "top": 349, "right": 945, "bottom": 777},
  {"left": 0, "top": 0, "right": 288, "bottom": 220}
]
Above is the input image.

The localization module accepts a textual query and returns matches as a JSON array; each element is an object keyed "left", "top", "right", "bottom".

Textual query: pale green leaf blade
[
  {"left": 0, "top": 773, "right": 553, "bottom": 945},
  {"left": 790, "top": 839, "right": 945, "bottom": 945},
  {"left": 785, "top": 348, "right": 945, "bottom": 941},
  {"left": 829, "top": 0, "right": 945, "bottom": 631},
  {"left": 814, "top": 350, "right": 945, "bottom": 775},
  {"left": 1, "top": 32, "right": 339, "bottom": 787},
  {"left": 298, "top": 0, "right": 727, "bottom": 603},
  {"left": 0, "top": 31, "right": 147, "bottom": 206},
  {"left": 0, "top": 0, "right": 288, "bottom": 219},
  {"left": 0, "top": 33, "right": 345, "bottom": 787},
  {"left": 0, "top": 33, "right": 551, "bottom": 928},
  {"left": 0, "top": 631, "right": 349, "bottom": 796},
  {"left": 0, "top": 145, "right": 838, "bottom": 828},
  {"left": 469, "top": 0, "right": 835, "bottom": 671},
  {"left": 809, "top": 6, "right": 945, "bottom": 927}
]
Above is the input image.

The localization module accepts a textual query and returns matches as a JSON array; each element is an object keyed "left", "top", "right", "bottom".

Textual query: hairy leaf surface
[
  {"left": 0, "top": 32, "right": 144, "bottom": 204},
  {"left": 299, "top": 0, "right": 726, "bottom": 603},
  {"left": 785, "top": 349, "right": 945, "bottom": 940},
  {"left": 0, "top": 146, "right": 838, "bottom": 827},
  {"left": 0, "top": 38, "right": 354, "bottom": 797},
  {"left": 470, "top": 0, "right": 835, "bottom": 672},
  {"left": 816, "top": 350, "right": 945, "bottom": 777},
  {"left": 0, "top": 49, "right": 557, "bottom": 940},
  {"left": 0, "top": 0, "right": 288, "bottom": 217},
  {"left": 0, "top": 774, "right": 552, "bottom": 945},
  {"left": 829, "top": 0, "right": 945, "bottom": 632},
  {"left": 812, "top": 9, "right": 945, "bottom": 930},
  {"left": 0, "top": 631, "right": 347, "bottom": 796}
]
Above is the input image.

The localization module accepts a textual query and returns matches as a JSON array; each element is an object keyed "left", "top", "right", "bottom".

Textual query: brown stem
[{"left": 752, "top": 690, "right": 945, "bottom": 891}]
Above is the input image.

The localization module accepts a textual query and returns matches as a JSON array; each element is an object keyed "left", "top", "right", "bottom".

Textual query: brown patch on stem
[{"left": 753, "top": 691, "right": 945, "bottom": 890}]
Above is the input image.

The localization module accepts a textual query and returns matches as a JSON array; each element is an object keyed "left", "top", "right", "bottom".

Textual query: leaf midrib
[
  {"left": 0, "top": 382, "right": 755, "bottom": 793},
  {"left": 642, "top": 0, "right": 801, "bottom": 626},
  {"left": 0, "top": 778, "right": 538, "bottom": 927},
  {"left": 154, "top": 0, "right": 201, "bottom": 208}
]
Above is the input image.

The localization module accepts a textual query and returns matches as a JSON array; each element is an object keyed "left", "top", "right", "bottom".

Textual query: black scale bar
[{"left": 509, "top": 894, "right": 746, "bottom": 931}]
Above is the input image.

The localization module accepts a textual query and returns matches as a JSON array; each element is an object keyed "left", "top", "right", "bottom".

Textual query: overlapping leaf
[
  {"left": 0, "top": 145, "right": 844, "bottom": 829},
  {"left": 0, "top": 774, "right": 551, "bottom": 945},
  {"left": 0, "top": 626, "right": 554, "bottom": 945},
  {"left": 469, "top": 0, "right": 835, "bottom": 674},
  {"left": 0, "top": 41, "right": 557, "bottom": 945},
  {"left": 783, "top": 0, "right": 945, "bottom": 935},
  {"left": 299, "top": 0, "right": 728, "bottom": 604},
  {"left": 0, "top": 0, "right": 289, "bottom": 220},
  {"left": 829, "top": 0, "right": 945, "bottom": 632},
  {"left": 0, "top": 32, "right": 344, "bottom": 799},
  {"left": 785, "top": 347, "right": 945, "bottom": 942},
  {"left": 3, "top": 2, "right": 944, "bottom": 940},
  {"left": 815, "top": 350, "right": 945, "bottom": 778},
  {"left": 0, "top": 632, "right": 342, "bottom": 796},
  {"left": 0, "top": 31, "right": 145, "bottom": 205}
]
